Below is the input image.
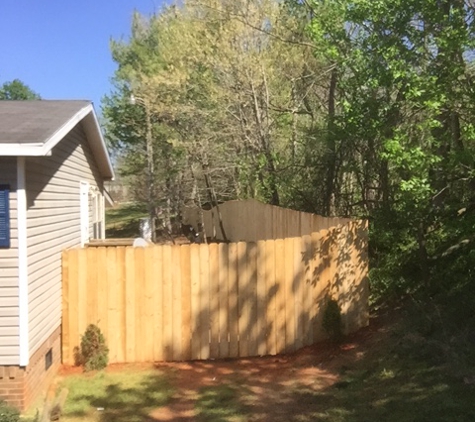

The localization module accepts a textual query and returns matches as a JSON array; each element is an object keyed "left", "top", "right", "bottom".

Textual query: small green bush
[
  {"left": 0, "top": 400, "right": 20, "bottom": 422},
  {"left": 79, "top": 324, "right": 109, "bottom": 371},
  {"left": 322, "top": 298, "right": 343, "bottom": 342}
]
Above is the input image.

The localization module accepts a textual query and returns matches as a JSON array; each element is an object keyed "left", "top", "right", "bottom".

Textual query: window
[
  {"left": 0, "top": 185, "right": 10, "bottom": 248},
  {"left": 45, "top": 348, "right": 53, "bottom": 371},
  {"left": 92, "top": 190, "right": 103, "bottom": 239}
]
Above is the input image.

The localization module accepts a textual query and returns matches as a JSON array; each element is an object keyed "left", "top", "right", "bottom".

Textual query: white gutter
[
  {"left": 0, "top": 145, "right": 45, "bottom": 156},
  {"left": 17, "top": 157, "right": 29, "bottom": 366}
]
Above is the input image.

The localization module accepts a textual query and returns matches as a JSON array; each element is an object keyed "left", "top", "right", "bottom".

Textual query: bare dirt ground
[
  {"left": 56, "top": 314, "right": 384, "bottom": 422},
  {"left": 150, "top": 317, "right": 382, "bottom": 422}
]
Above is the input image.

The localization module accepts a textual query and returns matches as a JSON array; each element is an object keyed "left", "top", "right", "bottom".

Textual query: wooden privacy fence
[
  {"left": 182, "top": 198, "right": 352, "bottom": 242},
  {"left": 62, "top": 220, "right": 369, "bottom": 365}
]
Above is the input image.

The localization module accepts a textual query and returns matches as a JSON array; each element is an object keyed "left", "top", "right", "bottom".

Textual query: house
[{"left": 0, "top": 100, "right": 114, "bottom": 410}]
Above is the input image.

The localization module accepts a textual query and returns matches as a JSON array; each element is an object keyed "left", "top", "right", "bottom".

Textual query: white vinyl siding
[
  {"left": 26, "top": 123, "right": 104, "bottom": 356},
  {"left": 0, "top": 157, "right": 20, "bottom": 364}
]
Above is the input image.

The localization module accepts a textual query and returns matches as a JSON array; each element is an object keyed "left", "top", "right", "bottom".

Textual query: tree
[
  {"left": 103, "top": 11, "right": 190, "bottom": 237},
  {"left": 0, "top": 79, "right": 40, "bottom": 100},
  {"left": 301, "top": 0, "right": 475, "bottom": 292},
  {"left": 104, "top": 0, "right": 475, "bottom": 318},
  {"left": 103, "top": 1, "right": 330, "bottom": 233}
]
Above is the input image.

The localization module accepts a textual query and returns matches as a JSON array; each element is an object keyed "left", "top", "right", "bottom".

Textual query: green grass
[
  {"left": 59, "top": 370, "right": 172, "bottom": 422},
  {"left": 105, "top": 202, "right": 147, "bottom": 238},
  {"left": 301, "top": 352, "right": 475, "bottom": 422},
  {"left": 195, "top": 384, "right": 248, "bottom": 422},
  {"left": 283, "top": 302, "right": 475, "bottom": 422}
]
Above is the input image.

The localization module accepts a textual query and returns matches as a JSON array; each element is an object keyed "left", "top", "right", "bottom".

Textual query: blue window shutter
[{"left": 0, "top": 185, "right": 10, "bottom": 248}]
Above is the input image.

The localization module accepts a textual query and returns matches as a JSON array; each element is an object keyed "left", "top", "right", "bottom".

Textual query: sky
[{"left": 0, "top": 0, "right": 168, "bottom": 115}]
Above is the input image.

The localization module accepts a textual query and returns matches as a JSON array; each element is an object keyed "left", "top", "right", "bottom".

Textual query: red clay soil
[{"left": 58, "top": 315, "right": 385, "bottom": 422}]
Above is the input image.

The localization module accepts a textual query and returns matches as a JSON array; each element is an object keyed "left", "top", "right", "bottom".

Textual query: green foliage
[
  {"left": 79, "top": 324, "right": 109, "bottom": 371},
  {"left": 0, "top": 79, "right": 40, "bottom": 100},
  {"left": 301, "top": 0, "right": 475, "bottom": 300},
  {"left": 322, "top": 298, "right": 343, "bottom": 341},
  {"left": 103, "top": 0, "right": 325, "bottom": 218},
  {"left": 0, "top": 401, "right": 19, "bottom": 422},
  {"left": 106, "top": 0, "right": 475, "bottom": 308}
]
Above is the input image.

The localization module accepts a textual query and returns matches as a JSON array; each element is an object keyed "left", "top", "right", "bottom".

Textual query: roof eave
[
  {"left": 80, "top": 107, "right": 115, "bottom": 181},
  {"left": 0, "top": 103, "right": 115, "bottom": 181}
]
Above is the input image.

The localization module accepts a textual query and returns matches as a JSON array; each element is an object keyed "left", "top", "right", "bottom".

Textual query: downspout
[
  {"left": 17, "top": 157, "right": 29, "bottom": 366},
  {"left": 101, "top": 193, "right": 105, "bottom": 239}
]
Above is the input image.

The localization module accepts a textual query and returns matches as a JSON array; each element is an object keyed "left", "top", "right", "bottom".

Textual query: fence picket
[
  {"left": 125, "top": 247, "right": 136, "bottom": 362},
  {"left": 248, "top": 243, "right": 258, "bottom": 357},
  {"left": 228, "top": 243, "right": 239, "bottom": 358},
  {"left": 274, "top": 239, "right": 286, "bottom": 354},
  {"left": 172, "top": 245, "right": 183, "bottom": 360},
  {"left": 143, "top": 247, "right": 156, "bottom": 362},
  {"left": 86, "top": 248, "right": 97, "bottom": 328},
  {"left": 153, "top": 246, "right": 163, "bottom": 362},
  {"left": 284, "top": 237, "right": 295, "bottom": 352},
  {"left": 190, "top": 244, "right": 201, "bottom": 360},
  {"left": 218, "top": 243, "right": 229, "bottom": 358},
  {"left": 301, "top": 235, "right": 313, "bottom": 346},
  {"left": 162, "top": 245, "right": 173, "bottom": 360},
  {"left": 77, "top": 249, "right": 88, "bottom": 348},
  {"left": 116, "top": 247, "right": 126, "bottom": 362},
  {"left": 237, "top": 241, "right": 249, "bottom": 357},
  {"left": 265, "top": 240, "right": 277, "bottom": 355},
  {"left": 294, "top": 237, "right": 304, "bottom": 351},
  {"left": 199, "top": 244, "right": 210, "bottom": 360},
  {"left": 134, "top": 247, "right": 146, "bottom": 362},
  {"left": 209, "top": 243, "right": 220, "bottom": 358},
  {"left": 256, "top": 240, "right": 267, "bottom": 356},
  {"left": 97, "top": 247, "right": 108, "bottom": 340},
  {"left": 180, "top": 245, "right": 192, "bottom": 361},
  {"left": 105, "top": 247, "right": 118, "bottom": 363}
]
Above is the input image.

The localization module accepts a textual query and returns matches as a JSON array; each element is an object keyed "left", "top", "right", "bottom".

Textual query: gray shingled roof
[
  {"left": 0, "top": 100, "right": 114, "bottom": 180},
  {"left": 0, "top": 100, "right": 91, "bottom": 144}
]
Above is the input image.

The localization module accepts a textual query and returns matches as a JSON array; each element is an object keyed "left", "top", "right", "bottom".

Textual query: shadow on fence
[{"left": 62, "top": 220, "right": 368, "bottom": 365}]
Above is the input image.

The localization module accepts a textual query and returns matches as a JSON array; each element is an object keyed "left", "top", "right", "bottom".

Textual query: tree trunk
[
  {"left": 324, "top": 67, "right": 338, "bottom": 216},
  {"left": 418, "top": 222, "right": 430, "bottom": 290}
]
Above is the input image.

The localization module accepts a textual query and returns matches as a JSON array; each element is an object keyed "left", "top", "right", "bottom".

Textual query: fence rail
[{"left": 62, "top": 220, "right": 368, "bottom": 365}]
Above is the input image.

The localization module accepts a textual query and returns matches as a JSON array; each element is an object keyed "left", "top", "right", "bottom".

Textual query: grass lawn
[
  {"left": 105, "top": 202, "right": 147, "bottom": 238},
  {"left": 195, "top": 384, "right": 248, "bottom": 422},
  {"left": 58, "top": 369, "right": 171, "bottom": 422},
  {"left": 53, "top": 305, "right": 475, "bottom": 422}
]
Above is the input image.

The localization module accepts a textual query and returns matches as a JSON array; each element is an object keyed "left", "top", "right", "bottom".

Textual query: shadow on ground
[
  {"left": 150, "top": 307, "right": 475, "bottom": 422},
  {"left": 63, "top": 371, "right": 171, "bottom": 422},
  {"left": 59, "top": 305, "right": 475, "bottom": 422}
]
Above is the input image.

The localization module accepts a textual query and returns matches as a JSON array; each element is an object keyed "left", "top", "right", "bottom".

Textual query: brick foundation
[{"left": 0, "top": 326, "right": 61, "bottom": 411}]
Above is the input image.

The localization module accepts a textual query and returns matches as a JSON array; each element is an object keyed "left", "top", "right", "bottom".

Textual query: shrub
[
  {"left": 79, "top": 324, "right": 109, "bottom": 371},
  {"left": 0, "top": 400, "right": 20, "bottom": 422},
  {"left": 322, "top": 298, "right": 343, "bottom": 342}
]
